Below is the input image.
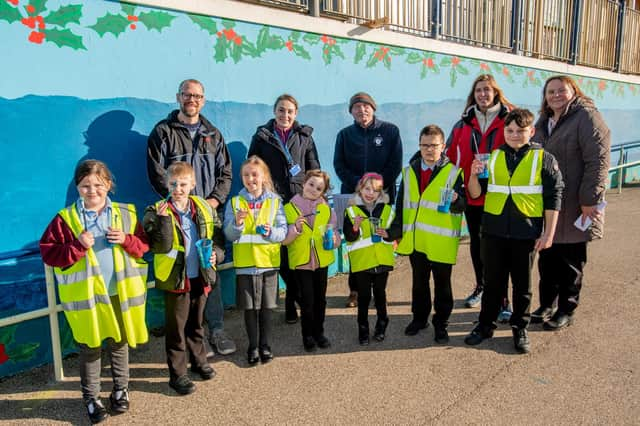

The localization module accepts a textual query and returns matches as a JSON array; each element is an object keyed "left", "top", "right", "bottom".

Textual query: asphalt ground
[{"left": 1, "top": 188, "right": 638, "bottom": 425}]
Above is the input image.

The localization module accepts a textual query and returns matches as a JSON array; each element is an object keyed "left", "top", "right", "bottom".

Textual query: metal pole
[
  {"left": 568, "top": 0, "right": 583, "bottom": 65},
  {"left": 45, "top": 265, "right": 64, "bottom": 382},
  {"left": 309, "top": 0, "right": 320, "bottom": 17},
  {"left": 430, "top": 0, "right": 441, "bottom": 39},
  {"left": 613, "top": 0, "right": 626, "bottom": 72},
  {"left": 510, "top": 0, "right": 522, "bottom": 54}
]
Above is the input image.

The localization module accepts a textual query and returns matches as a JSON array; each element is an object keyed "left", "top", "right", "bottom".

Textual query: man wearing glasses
[{"left": 147, "top": 79, "right": 236, "bottom": 365}]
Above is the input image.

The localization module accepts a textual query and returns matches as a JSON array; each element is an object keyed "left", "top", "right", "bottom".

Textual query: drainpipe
[
  {"left": 613, "top": 0, "right": 626, "bottom": 72},
  {"left": 309, "top": 0, "right": 320, "bottom": 17},
  {"left": 510, "top": 0, "right": 522, "bottom": 55},
  {"left": 568, "top": 0, "right": 583, "bottom": 65},
  {"left": 430, "top": 0, "right": 441, "bottom": 39}
]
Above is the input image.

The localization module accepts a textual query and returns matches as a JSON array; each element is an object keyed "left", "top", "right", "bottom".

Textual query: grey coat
[{"left": 532, "top": 96, "right": 610, "bottom": 243}]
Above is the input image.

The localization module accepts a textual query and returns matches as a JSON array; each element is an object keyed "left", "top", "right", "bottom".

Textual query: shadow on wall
[
  {"left": 227, "top": 140, "right": 248, "bottom": 198},
  {"left": 64, "top": 110, "right": 157, "bottom": 211}
]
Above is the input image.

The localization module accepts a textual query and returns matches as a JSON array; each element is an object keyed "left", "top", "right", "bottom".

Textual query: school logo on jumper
[{"left": 374, "top": 135, "right": 383, "bottom": 146}]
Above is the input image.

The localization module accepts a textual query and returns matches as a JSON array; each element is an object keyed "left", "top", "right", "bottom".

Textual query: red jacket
[
  {"left": 446, "top": 104, "right": 509, "bottom": 206},
  {"left": 40, "top": 212, "right": 149, "bottom": 268}
]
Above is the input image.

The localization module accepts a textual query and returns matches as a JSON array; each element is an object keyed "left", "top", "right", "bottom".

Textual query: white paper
[{"left": 574, "top": 200, "right": 607, "bottom": 231}]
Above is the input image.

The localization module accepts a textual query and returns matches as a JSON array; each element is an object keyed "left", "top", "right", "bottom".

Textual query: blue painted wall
[{"left": 1, "top": 0, "right": 639, "bottom": 377}]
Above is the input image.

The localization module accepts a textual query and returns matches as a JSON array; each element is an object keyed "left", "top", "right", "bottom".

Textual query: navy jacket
[{"left": 333, "top": 117, "right": 403, "bottom": 203}]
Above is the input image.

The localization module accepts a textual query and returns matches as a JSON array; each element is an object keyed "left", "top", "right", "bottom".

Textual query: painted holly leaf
[
  {"left": 289, "top": 30, "right": 301, "bottom": 42},
  {"left": 292, "top": 44, "right": 310, "bottom": 60},
  {"left": 241, "top": 37, "right": 260, "bottom": 58},
  {"left": 420, "top": 65, "right": 428, "bottom": 79},
  {"left": 354, "top": 42, "right": 367, "bottom": 64},
  {"left": 189, "top": 14, "right": 217, "bottom": 35},
  {"left": 230, "top": 40, "right": 242, "bottom": 63},
  {"left": 30, "top": 0, "right": 47, "bottom": 15},
  {"left": 45, "top": 27, "right": 86, "bottom": 49},
  {"left": 450, "top": 67, "right": 458, "bottom": 87},
  {"left": 121, "top": 3, "right": 136, "bottom": 16},
  {"left": 213, "top": 36, "right": 227, "bottom": 62},
  {"left": 457, "top": 64, "right": 469, "bottom": 75},
  {"left": 45, "top": 4, "right": 82, "bottom": 27},
  {"left": 302, "top": 33, "right": 320, "bottom": 45},
  {"left": 256, "top": 27, "right": 283, "bottom": 55},
  {"left": 138, "top": 10, "right": 175, "bottom": 32},
  {"left": 511, "top": 67, "right": 524, "bottom": 75},
  {"left": 383, "top": 55, "right": 391, "bottom": 70},
  {"left": 389, "top": 46, "right": 405, "bottom": 56},
  {"left": 0, "top": 0, "right": 22, "bottom": 24},
  {"left": 366, "top": 51, "right": 379, "bottom": 68},
  {"left": 89, "top": 12, "right": 129, "bottom": 37},
  {"left": 440, "top": 57, "right": 452, "bottom": 67},
  {"left": 221, "top": 19, "right": 234, "bottom": 29},
  {"left": 0, "top": 325, "right": 17, "bottom": 344},
  {"left": 406, "top": 52, "right": 422, "bottom": 64},
  {"left": 6, "top": 342, "right": 39, "bottom": 363}
]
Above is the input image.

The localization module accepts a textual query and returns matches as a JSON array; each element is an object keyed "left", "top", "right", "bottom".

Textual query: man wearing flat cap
[{"left": 333, "top": 92, "right": 403, "bottom": 307}]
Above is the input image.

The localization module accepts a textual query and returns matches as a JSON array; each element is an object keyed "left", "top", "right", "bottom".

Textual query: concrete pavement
[{"left": 0, "top": 188, "right": 638, "bottom": 425}]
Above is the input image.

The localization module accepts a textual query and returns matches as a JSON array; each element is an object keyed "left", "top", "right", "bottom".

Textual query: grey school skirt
[{"left": 236, "top": 270, "right": 279, "bottom": 310}]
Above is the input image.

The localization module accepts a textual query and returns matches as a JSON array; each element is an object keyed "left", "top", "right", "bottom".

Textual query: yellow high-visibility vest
[
  {"left": 284, "top": 202, "right": 335, "bottom": 268},
  {"left": 231, "top": 196, "right": 281, "bottom": 268},
  {"left": 484, "top": 148, "right": 544, "bottom": 217},
  {"left": 396, "top": 163, "right": 463, "bottom": 264},
  {"left": 345, "top": 204, "right": 395, "bottom": 273},
  {"left": 55, "top": 202, "right": 148, "bottom": 348}
]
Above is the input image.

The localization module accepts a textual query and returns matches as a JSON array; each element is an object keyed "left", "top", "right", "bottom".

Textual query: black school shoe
[
  {"left": 543, "top": 311, "right": 573, "bottom": 330},
  {"left": 530, "top": 306, "right": 555, "bottom": 324},
  {"left": 404, "top": 321, "right": 428, "bottom": 336},
  {"left": 464, "top": 324, "right": 494, "bottom": 346},
  {"left": 247, "top": 347, "right": 260, "bottom": 365},
  {"left": 259, "top": 346, "right": 274, "bottom": 363},
  {"left": 373, "top": 318, "right": 389, "bottom": 342},
  {"left": 314, "top": 335, "right": 331, "bottom": 349},
  {"left": 512, "top": 327, "right": 531, "bottom": 354},
  {"left": 303, "top": 336, "right": 317, "bottom": 352},
  {"left": 191, "top": 363, "right": 216, "bottom": 380},
  {"left": 86, "top": 398, "right": 109, "bottom": 424},
  {"left": 109, "top": 388, "right": 129, "bottom": 414},
  {"left": 358, "top": 325, "right": 370, "bottom": 346},
  {"left": 434, "top": 327, "right": 449, "bottom": 344},
  {"left": 169, "top": 375, "right": 196, "bottom": 395}
]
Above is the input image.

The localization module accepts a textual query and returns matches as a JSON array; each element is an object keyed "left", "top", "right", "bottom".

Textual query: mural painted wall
[{"left": 1, "top": 0, "right": 639, "bottom": 377}]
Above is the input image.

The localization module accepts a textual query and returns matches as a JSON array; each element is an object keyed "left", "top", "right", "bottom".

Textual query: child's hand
[
  {"left": 157, "top": 201, "right": 169, "bottom": 217},
  {"left": 261, "top": 223, "right": 272, "bottom": 237},
  {"left": 470, "top": 159, "right": 484, "bottom": 175},
  {"left": 377, "top": 228, "right": 389, "bottom": 239},
  {"left": 295, "top": 216, "right": 306, "bottom": 233},
  {"left": 106, "top": 227, "right": 126, "bottom": 245},
  {"left": 78, "top": 231, "right": 94, "bottom": 249},
  {"left": 353, "top": 215, "right": 363, "bottom": 229},
  {"left": 451, "top": 192, "right": 459, "bottom": 202},
  {"left": 235, "top": 209, "right": 248, "bottom": 226},
  {"left": 209, "top": 251, "right": 217, "bottom": 266}
]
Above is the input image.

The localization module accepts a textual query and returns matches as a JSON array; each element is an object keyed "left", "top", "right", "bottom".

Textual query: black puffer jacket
[{"left": 248, "top": 119, "right": 321, "bottom": 203}]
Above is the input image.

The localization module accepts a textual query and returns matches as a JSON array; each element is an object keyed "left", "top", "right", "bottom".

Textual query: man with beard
[{"left": 147, "top": 79, "right": 236, "bottom": 360}]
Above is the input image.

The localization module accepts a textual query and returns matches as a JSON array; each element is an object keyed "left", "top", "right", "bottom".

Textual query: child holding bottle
[
  {"left": 224, "top": 156, "right": 287, "bottom": 365},
  {"left": 282, "top": 170, "right": 341, "bottom": 352},
  {"left": 40, "top": 160, "right": 149, "bottom": 424},
  {"left": 143, "top": 162, "right": 223, "bottom": 396},
  {"left": 343, "top": 173, "right": 400, "bottom": 345}
]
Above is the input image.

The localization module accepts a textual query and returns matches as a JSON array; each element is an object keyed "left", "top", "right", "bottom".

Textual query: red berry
[
  {"left": 36, "top": 15, "right": 44, "bottom": 30},
  {"left": 127, "top": 15, "right": 138, "bottom": 21},
  {"left": 427, "top": 58, "right": 434, "bottom": 68},
  {"left": 26, "top": 4, "right": 35, "bottom": 13},
  {"left": 21, "top": 16, "right": 35, "bottom": 28},
  {"left": 130, "top": 23, "right": 136, "bottom": 30},
  {"left": 28, "top": 31, "right": 45, "bottom": 44},
  {"left": 286, "top": 40, "right": 293, "bottom": 51},
  {"left": 8, "top": 0, "right": 19, "bottom": 6},
  {"left": 233, "top": 36, "right": 242, "bottom": 46}
]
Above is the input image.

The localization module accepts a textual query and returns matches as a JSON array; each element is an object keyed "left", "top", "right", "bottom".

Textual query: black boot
[
  {"left": 373, "top": 318, "right": 389, "bottom": 342},
  {"left": 358, "top": 324, "right": 370, "bottom": 346}
]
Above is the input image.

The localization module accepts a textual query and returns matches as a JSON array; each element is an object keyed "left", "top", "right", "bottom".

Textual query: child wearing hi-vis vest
[
  {"left": 282, "top": 170, "right": 341, "bottom": 352},
  {"left": 224, "top": 156, "right": 287, "bottom": 365},
  {"left": 391, "top": 125, "right": 466, "bottom": 345},
  {"left": 343, "top": 173, "right": 401, "bottom": 346},
  {"left": 40, "top": 160, "right": 149, "bottom": 424},
  {"left": 463, "top": 109, "right": 563, "bottom": 354},
  {"left": 143, "top": 161, "right": 224, "bottom": 396}
]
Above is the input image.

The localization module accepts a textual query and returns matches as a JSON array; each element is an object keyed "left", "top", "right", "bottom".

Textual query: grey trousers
[{"left": 78, "top": 295, "right": 129, "bottom": 403}]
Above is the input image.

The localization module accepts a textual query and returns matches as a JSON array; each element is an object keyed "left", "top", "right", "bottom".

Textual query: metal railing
[
  {"left": 609, "top": 140, "right": 640, "bottom": 192},
  {"left": 236, "top": 0, "right": 640, "bottom": 75}
]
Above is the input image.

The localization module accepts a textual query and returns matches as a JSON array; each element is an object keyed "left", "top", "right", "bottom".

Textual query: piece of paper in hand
[{"left": 573, "top": 200, "right": 607, "bottom": 231}]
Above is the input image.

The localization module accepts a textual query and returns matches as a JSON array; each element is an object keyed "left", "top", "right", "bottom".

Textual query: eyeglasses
[
  {"left": 180, "top": 92, "right": 204, "bottom": 101},
  {"left": 419, "top": 143, "right": 443, "bottom": 150}
]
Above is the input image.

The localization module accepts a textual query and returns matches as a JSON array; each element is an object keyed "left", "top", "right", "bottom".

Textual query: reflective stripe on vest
[
  {"left": 55, "top": 202, "right": 148, "bottom": 348},
  {"left": 485, "top": 148, "right": 544, "bottom": 217},
  {"left": 284, "top": 202, "right": 335, "bottom": 268},
  {"left": 345, "top": 205, "right": 395, "bottom": 273},
  {"left": 153, "top": 196, "right": 214, "bottom": 282},
  {"left": 232, "top": 196, "right": 281, "bottom": 268},
  {"left": 395, "top": 164, "right": 463, "bottom": 264}
]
